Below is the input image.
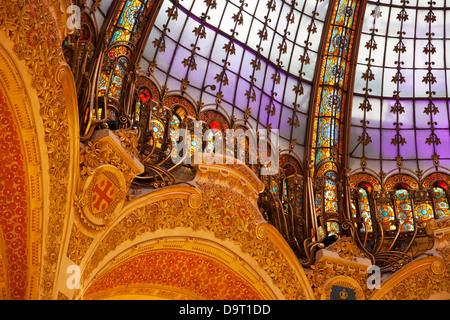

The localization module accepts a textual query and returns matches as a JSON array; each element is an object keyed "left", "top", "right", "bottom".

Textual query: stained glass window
[
  {"left": 189, "top": 133, "right": 202, "bottom": 156},
  {"left": 150, "top": 119, "right": 165, "bottom": 149},
  {"left": 395, "top": 188, "right": 414, "bottom": 232},
  {"left": 377, "top": 204, "right": 395, "bottom": 231},
  {"left": 414, "top": 203, "right": 434, "bottom": 228},
  {"left": 327, "top": 221, "right": 340, "bottom": 237},
  {"left": 310, "top": 0, "right": 360, "bottom": 170},
  {"left": 143, "top": 0, "right": 333, "bottom": 159},
  {"left": 358, "top": 188, "right": 373, "bottom": 232},
  {"left": 98, "top": 0, "right": 153, "bottom": 101},
  {"left": 433, "top": 186, "right": 450, "bottom": 219},
  {"left": 110, "top": 0, "right": 152, "bottom": 46},
  {"left": 315, "top": 193, "right": 322, "bottom": 215},
  {"left": 324, "top": 171, "right": 338, "bottom": 212},
  {"left": 134, "top": 101, "right": 141, "bottom": 122},
  {"left": 271, "top": 180, "right": 280, "bottom": 199},
  {"left": 109, "top": 57, "right": 129, "bottom": 100}
]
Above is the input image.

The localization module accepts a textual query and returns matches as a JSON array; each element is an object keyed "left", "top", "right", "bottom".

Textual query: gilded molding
[
  {"left": 80, "top": 164, "right": 312, "bottom": 300},
  {"left": 0, "top": 0, "right": 77, "bottom": 299}
]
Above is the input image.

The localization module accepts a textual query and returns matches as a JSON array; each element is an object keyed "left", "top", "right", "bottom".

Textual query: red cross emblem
[{"left": 92, "top": 177, "right": 117, "bottom": 213}]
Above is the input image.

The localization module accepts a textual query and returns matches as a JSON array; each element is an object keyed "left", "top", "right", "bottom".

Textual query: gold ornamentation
[
  {"left": 80, "top": 139, "right": 138, "bottom": 188},
  {"left": 307, "top": 259, "right": 371, "bottom": 300},
  {"left": 327, "top": 236, "right": 368, "bottom": 262},
  {"left": 322, "top": 276, "right": 365, "bottom": 300},
  {"left": 430, "top": 260, "right": 446, "bottom": 275},
  {"left": 0, "top": 0, "right": 74, "bottom": 299},
  {"left": 82, "top": 166, "right": 310, "bottom": 300},
  {"left": 67, "top": 224, "right": 94, "bottom": 265},
  {"left": 380, "top": 268, "right": 450, "bottom": 300},
  {"left": 188, "top": 194, "right": 202, "bottom": 209},
  {"left": 78, "top": 165, "right": 127, "bottom": 230},
  {"left": 113, "top": 129, "right": 139, "bottom": 159}
]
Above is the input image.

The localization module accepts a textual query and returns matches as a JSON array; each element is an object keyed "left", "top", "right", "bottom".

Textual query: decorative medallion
[
  {"left": 322, "top": 276, "right": 365, "bottom": 300},
  {"left": 78, "top": 165, "right": 126, "bottom": 230}
]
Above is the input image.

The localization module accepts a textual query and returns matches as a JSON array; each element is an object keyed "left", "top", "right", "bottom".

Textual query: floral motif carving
[
  {"left": 80, "top": 140, "right": 136, "bottom": 188},
  {"left": 327, "top": 237, "right": 368, "bottom": 262},
  {"left": 67, "top": 224, "right": 93, "bottom": 265},
  {"left": 0, "top": 0, "right": 73, "bottom": 299},
  {"left": 113, "top": 129, "right": 139, "bottom": 159},
  {"left": 307, "top": 259, "right": 371, "bottom": 300},
  {"left": 380, "top": 268, "right": 450, "bottom": 300}
]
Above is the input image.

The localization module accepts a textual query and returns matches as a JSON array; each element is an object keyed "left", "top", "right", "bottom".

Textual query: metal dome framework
[{"left": 66, "top": 0, "right": 450, "bottom": 270}]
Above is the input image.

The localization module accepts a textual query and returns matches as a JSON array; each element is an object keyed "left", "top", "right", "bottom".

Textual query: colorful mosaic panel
[
  {"left": 200, "top": 110, "right": 229, "bottom": 131},
  {"left": 395, "top": 189, "right": 414, "bottom": 232},
  {"left": 108, "top": 46, "right": 132, "bottom": 59},
  {"left": 348, "top": 173, "right": 381, "bottom": 189},
  {"left": 316, "top": 162, "right": 338, "bottom": 178},
  {"left": 164, "top": 96, "right": 196, "bottom": 118},
  {"left": 423, "top": 172, "right": 450, "bottom": 188},
  {"left": 136, "top": 76, "right": 160, "bottom": 101}
]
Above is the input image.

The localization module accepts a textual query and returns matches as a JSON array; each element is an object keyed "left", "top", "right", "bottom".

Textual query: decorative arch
[
  {"left": 384, "top": 174, "right": 419, "bottom": 190},
  {"left": 163, "top": 94, "right": 198, "bottom": 118},
  {"left": 0, "top": 19, "right": 78, "bottom": 300},
  {"left": 82, "top": 236, "right": 276, "bottom": 300},
  {"left": 348, "top": 172, "right": 381, "bottom": 190},
  {"left": 279, "top": 153, "right": 303, "bottom": 177},
  {"left": 370, "top": 256, "right": 448, "bottom": 300},
  {"left": 77, "top": 163, "right": 315, "bottom": 300},
  {"left": 0, "top": 0, "right": 81, "bottom": 300}
]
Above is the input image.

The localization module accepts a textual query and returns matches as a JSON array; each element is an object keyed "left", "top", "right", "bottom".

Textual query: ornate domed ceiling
[
  {"left": 93, "top": 0, "right": 450, "bottom": 176},
  {"left": 141, "top": 0, "right": 332, "bottom": 157},
  {"left": 95, "top": 0, "right": 332, "bottom": 158},
  {"left": 350, "top": 0, "right": 450, "bottom": 174}
]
